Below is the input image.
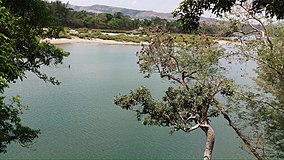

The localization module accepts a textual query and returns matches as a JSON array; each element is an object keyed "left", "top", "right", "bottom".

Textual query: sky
[{"left": 54, "top": 0, "right": 182, "bottom": 13}]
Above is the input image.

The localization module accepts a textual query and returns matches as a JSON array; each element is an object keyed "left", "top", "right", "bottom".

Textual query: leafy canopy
[
  {"left": 0, "top": 0, "right": 69, "bottom": 153},
  {"left": 173, "top": 0, "right": 284, "bottom": 32},
  {"left": 114, "top": 28, "right": 240, "bottom": 159}
]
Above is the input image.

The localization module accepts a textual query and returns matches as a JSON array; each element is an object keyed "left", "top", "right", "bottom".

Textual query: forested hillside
[{"left": 47, "top": 1, "right": 242, "bottom": 37}]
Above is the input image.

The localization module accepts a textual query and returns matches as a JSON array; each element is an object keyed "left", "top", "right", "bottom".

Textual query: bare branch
[
  {"left": 213, "top": 98, "right": 264, "bottom": 160},
  {"left": 182, "top": 123, "right": 200, "bottom": 133},
  {"left": 239, "top": 3, "right": 273, "bottom": 50},
  {"left": 169, "top": 55, "right": 181, "bottom": 73},
  {"left": 160, "top": 73, "right": 183, "bottom": 85},
  {"left": 186, "top": 114, "right": 197, "bottom": 122}
]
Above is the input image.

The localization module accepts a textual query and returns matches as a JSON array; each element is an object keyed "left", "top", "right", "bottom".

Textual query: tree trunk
[{"left": 201, "top": 124, "right": 215, "bottom": 160}]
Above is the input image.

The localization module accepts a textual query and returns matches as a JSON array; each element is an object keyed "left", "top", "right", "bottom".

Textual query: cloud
[{"left": 131, "top": 0, "right": 137, "bottom": 5}]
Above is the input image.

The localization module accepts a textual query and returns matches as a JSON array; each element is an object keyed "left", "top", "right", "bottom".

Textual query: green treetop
[{"left": 0, "top": 0, "right": 69, "bottom": 153}]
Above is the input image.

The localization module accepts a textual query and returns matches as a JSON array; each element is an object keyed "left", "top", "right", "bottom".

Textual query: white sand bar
[{"left": 42, "top": 38, "right": 148, "bottom": 45}]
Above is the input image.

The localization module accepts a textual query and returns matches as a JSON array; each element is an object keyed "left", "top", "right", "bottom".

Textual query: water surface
[{"left": 2, "top": 44, "right": 252, "bottom": 159}]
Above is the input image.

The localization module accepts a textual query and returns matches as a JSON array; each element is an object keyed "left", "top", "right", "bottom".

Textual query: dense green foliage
[
  {"left": 46, "top": 1, "right": 234, "bottom": 35},
  {"left": 174, "top": 0, "right": 284, "bottom": 32},
  {"left": 47, "top": 1, "right": 253, "bottom": 37},
  {"left": 41, "top": 1, "right": 245, "bottom": 36},
  {"left": 46, "top": 1, "right": 184, "bottom": 33},
  {"left": 0, "top": 0, "right": 69, "bottom": 153}
]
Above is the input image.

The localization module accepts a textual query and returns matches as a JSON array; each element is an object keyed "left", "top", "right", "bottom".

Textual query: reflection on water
[{"left": 2, "top": 44, "right": 253, "bottom": 159}]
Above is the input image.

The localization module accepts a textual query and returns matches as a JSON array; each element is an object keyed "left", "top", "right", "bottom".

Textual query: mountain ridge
[
  {"left": 69, "top": 4, "right": 175, "bottom": 20},
  {"left": 68, "top": 4, "right": 217, "bottom": 23}
]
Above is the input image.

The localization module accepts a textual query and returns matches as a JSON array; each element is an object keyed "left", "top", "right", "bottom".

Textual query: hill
[{"left": 68, "top": 4, "right": 217, "bottom": 23}]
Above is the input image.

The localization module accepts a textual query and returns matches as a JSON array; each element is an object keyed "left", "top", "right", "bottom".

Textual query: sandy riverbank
[
  {"left": 43, "top": 38, "right": 236, "bottom": 46},
  {"left": 43, "top": 38, "right": 147, "bottom": 45},
  {"left": 216, "top": 39, "right": 240, "bottom": 45}
]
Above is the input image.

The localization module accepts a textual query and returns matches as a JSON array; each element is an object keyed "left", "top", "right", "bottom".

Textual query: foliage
[
  {"left": 198, "top": 21, "right": 237, "bottom": 37},
  {"left": 48, "top": 1, "right": 70, "bottom": 26},
  {"left": 169, "top": 0, "right": 284, "bottom": 158},
  {"left": 239, "top": 26, "right": 284, "bottom": 158},
  {"left": 216, "top": 2, "right": 284, "bottom": 157},
  {"left": 114, "top": 28, "right": 241, "bottom": 160},
  {"left": 2, "top": 0, "right": 51, "bottom": 28},
  {"left": 0, "top": 0, "right": 69, "bottom": 153},
  {"left": 63, "top": 8, "right": 150, "bottom": 31},
  {"left": 0, "top": 96, "right": 40, "bottom": 153},
  {"left": 39, "top": 1, "right": 251, "bottom": 36},
  {"left": 41, "top": 1, "right": 190, "bottom": 34},
  {"left": 173, "top": 0, "right": 284, "bottom": 32}
]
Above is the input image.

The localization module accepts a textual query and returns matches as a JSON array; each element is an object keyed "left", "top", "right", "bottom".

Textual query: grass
[{"left": 58, "top": 28, "right": 233, "bottom": 44}]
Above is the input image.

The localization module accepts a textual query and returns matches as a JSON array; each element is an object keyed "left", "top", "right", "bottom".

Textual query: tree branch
[
  {"left": 160, "top": 73, "right": 183, "bottom": 85},
  {"left": 213, "top": 98, "right": 264, "bottom": 160},
  {"left": 182, "top": 123, "right": 200, "bottom": 133},
  {"left": 239, "top": 3, "right": 273, "bottom": 50}
]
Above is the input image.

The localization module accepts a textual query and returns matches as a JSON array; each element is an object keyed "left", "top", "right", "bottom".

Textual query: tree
[
  {"left": 151, "top": 17, "right": 167, "bottom": 28},
  {"left": 255, "top": 30, "right": 284, "bottom": 157},
  {"left": 200, "top": 1, "right": 284, "bottom": 158},
  {"left": 48, "top": 1, "right": 70, "bottom": 26},
  {"left": 114, "top": 29, "right": 238, "bottom": 160},
  {"left": 224, "top": 3, "right": 284, "bottom": 157},
  {"left": 166, "top": 20, "right": 183, "bottom": 34},
  {"left": 107, "top": 18, "right": 124, "bottom": 30},
  {"left": 197, "top": 21, "right": 235, "bottom": 37},
  {"left": 0, "top": 0, "right": 69, "bottom": 153},
  {"left": 114, "top": 12, "right": 124, "bottom": 19},
  {"left": 96, "top": 13, "right": 113, "bottom": 29},
  {"left": 173, "top": 0, "right": 284, "bottom": 32}
]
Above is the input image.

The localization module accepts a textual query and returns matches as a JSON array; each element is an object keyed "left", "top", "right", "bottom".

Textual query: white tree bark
[{"left": 201, "top": 124, "right": 215, "bottom": 160}]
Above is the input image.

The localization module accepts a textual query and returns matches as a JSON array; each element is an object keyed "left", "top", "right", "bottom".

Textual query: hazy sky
[{"left": 55, "top": 0, "right": 182, "bottom": 13}]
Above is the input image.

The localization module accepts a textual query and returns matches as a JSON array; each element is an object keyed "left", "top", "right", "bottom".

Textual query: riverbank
[
  {"left": 43, "top": 37, "right": 235, "bottom": 46},
  {"left": 43, "top": 38, "right": 148, "bottom": 45}
]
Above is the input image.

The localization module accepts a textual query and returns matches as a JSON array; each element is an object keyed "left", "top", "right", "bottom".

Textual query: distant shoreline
[
  {"left": 42, "top": 38, "right": 148, "bottom": 45},
  {"left": 42, "top": 37, "right": 235, "bottom": 46}
]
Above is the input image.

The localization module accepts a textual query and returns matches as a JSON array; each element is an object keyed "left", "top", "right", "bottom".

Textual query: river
[{"left": 1, "top": 43, "right": 253, "bottom": 159}]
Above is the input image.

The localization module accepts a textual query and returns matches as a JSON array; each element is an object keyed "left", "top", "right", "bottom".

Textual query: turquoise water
[{"left": 2, "top": 44, "right": 252, "bottom": 159}]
